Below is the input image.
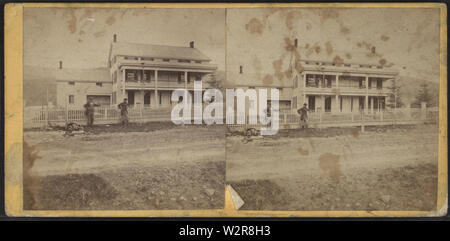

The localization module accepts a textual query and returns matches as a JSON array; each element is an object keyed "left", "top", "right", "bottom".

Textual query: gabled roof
[
  {"left": 55, "top": 67, "right": 111, "bottom": 83},
  {"left": 110, "top": 42, "right": 211, "bottom": 61}
]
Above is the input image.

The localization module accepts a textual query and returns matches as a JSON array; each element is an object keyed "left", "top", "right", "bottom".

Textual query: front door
[
  {"left": 128, "top": 91, "right": 135, "bottom": 106},
  {"left": 324, "top": 96, "right": 332, "bottom": 112},
  {"left": 144, "top": 91, "right": 151, "bottom": 106},
  {"left": 308, "top": 96, "right": 315, "bottom": 112}
]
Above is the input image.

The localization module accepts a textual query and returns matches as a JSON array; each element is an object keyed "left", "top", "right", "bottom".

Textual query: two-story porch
[
  {"left": 296, "top": 72, "right": 393, "bottom": 113},
  {"left": 113, "top": 67, "right": 216, "bottom": 109}
]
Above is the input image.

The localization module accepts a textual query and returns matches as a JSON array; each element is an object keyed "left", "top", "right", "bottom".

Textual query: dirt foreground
[
  {"left": 24, "top": 124, "right": 226, "bottom": 210},
  {"left": 227, "top": 124, "right": 438, "bottom": 211}
]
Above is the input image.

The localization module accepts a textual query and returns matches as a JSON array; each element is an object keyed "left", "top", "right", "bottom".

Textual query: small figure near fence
[
  {"left": 84, "top": 97, "right": 100, "bottom": 127},
  {"left": 297, "top": 103, "right": 311, "bottom": 129},
  {"left": 118, "top": 98, "right": 129, "bottom": 126}
]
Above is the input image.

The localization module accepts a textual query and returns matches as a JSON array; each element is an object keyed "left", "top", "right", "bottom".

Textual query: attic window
[
  {"left": 142, "top": 57, "right": 154, "bottom": 61},
  {"left": 68, "top": 82, "right": 75, "bottom": 85},
  {"left": 163, "top": 59, "right": 170, "bottom": 62},
  {"left": 96, "top": 82, "right": 103, "bottom": 87},
  {"left": 178, "top": 59, "right": 191, "bottom": 63}
]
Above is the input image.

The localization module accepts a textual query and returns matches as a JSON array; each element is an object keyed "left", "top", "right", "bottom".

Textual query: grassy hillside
[
  {"left": 396, "top": 76, "right": 440, "bottom": 107},
  {"left": 24, "top": 65, "right": 58, "bottom": 107}
]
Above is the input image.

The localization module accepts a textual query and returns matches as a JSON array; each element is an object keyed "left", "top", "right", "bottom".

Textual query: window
[
  {"left": 159, "top": 94, "right": 162, "bottom": 105},
  {"left": 195, "top": 61, "right": 202, "bottom": 64},
  {"left": 248, "top": 86, "right": 255, "bottom": 89},
  {"left": 96, "top": 82, "right": 102, "bottom": 87},
  {"left": 68, "top": 82, "right": 75, "bottom": 85},
  {"left": 69, "top": 95, "right": 74, "bottom": 104},
  {"left": 377, "top": 79, "right": 383, "bottom": 89},
  {"left": 126, "top": 70, "right": 136, "bottom": 81},
  {"left": 178, "top": 59, "right": 191, "bottom": 63},
  {"left": 142, "top": 57, "right": 154, "bottom": 61},
  {"left": 163, "top": 59, "right": 170, "bottom": 62}
]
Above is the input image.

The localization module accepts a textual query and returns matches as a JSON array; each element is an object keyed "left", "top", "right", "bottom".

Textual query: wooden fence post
[
  {"left": 361, "top": 111, "right": 365, "bottom": 133},
  {"left": 65, "top": 104, "right": 69, "bottom": 126},
  {"left": 45, "top": 105, "right": 49, "bottom": 128}
]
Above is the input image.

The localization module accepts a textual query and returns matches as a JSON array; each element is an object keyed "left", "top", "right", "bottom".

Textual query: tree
[
  {"left": 412, "top": 82, "right": 433, "bottom": 107},
  {"left": 387, "top": 77, "right": 403, "bottom": 108}
]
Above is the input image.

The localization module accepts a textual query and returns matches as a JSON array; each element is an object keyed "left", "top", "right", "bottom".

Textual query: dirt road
[
  {"left": 24, "top": 124, "right": 226, "bottom": 210},
  {"left": 227, "top": 124, "right": 438, "bottom": 211}
]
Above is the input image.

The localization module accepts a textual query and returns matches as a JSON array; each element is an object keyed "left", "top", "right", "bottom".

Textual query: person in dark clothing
[
  {"left": 118, "top": 98, "right": 129, "bottom": 126},
  {"left": 84, "top": 98, "right": 100, "bottom": 127},
  {"left": 297, "top": 103, "right": 310, "bottom": 129}
]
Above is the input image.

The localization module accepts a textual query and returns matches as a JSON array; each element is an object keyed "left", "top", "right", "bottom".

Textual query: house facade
[
  {"left": 56, "top": 35, "right": 218, "bottom": 109},
  {"left": 291, "top": 60, "right": 399, "bottom": 113},
  {"left": 56, "top": 65, "right": 112, "bottom": 107},
  {"left": 230, "top": 58, "right": 398, "bottom": 117}
]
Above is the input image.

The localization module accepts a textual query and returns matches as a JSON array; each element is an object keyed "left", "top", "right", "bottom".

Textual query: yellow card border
[{"left": 4, "top": 2, "right": 447, "bottom": 217}]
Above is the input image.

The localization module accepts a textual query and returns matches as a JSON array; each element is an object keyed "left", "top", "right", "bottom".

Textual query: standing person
[
  {"left": 118, "top": 98, "right": 129, "bottom": 126},
  {"left": 84, "top": 97, "right": 100, "bottom": 127},
  {"left": 297, "top": 103, "right": 310, "bottom": 129}
]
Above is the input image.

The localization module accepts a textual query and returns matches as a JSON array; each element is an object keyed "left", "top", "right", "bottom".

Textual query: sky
[
  {"left": 24, "top": 7, "right": 441, "bottom": 86},
  {"left": 24, "top": 7, "right": 226, "bottom": 70},
  {"left": 226, "top": 7, "right": 441, "bottom": 85}
]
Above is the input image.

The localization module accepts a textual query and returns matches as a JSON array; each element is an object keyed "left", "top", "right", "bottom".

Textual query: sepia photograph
[
  {"left": 225, "top": 7, "right": 442, "bottom": 211},
  {"left": 3, "top": 3, "right": 446, "bottom": 218},
  {"left": 22, "top": 7, "right": 226, "bottom": 210}
]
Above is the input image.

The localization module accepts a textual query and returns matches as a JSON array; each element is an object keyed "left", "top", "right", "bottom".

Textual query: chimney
[
  {"left": 189, "top": 41, "right": 194, "bottom": 48},
  {"left": 113, "top": 34, "right": 117, "bottom": 43},
  {"left": 239, "top": 65, "right": 243, "bottom": 74},
  {"left": 294, "top": 38, "right": 298, "bottom": 48},
  {"left": 59, "top": 61, "right": 62, "bottom": 69}
]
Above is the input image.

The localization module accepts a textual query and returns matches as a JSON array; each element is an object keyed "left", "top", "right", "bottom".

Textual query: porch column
[
  {"left": 334, "top": 74, "right": 340, "bottom": 113},
  {"left": 184, "top": 71, "right": 188, "bottom": 89},
  {"left": 122, "top": 68, "right": 126, "bottom": 100},
  {"left": 370, "top": 96, "right": 374, "bottom": 113},
  {"left": 155, "top": 70, "right": 159, "bottom": 108},
  {"left": 365, "top": 75, "right": 369, "bottom": 114},
  {"left": 302, "top": 73, "right": 306, "bottom": 104}
]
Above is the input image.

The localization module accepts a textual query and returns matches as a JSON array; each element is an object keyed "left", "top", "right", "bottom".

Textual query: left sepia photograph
[{"left": 22, "top": 7, "right": 226, "bottom": 210}]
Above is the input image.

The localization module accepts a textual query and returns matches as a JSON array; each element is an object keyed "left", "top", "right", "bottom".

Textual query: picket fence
[{"left": 24, "top": 105, "right": 438, "bottom": 129}]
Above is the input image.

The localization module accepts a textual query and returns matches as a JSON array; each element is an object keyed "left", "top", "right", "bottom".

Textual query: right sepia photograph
[{"left": 225, "top": 7, "right": 442, "bottom": 211}]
